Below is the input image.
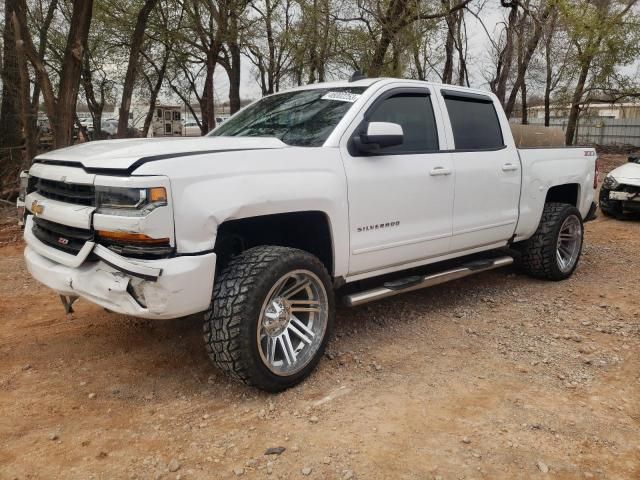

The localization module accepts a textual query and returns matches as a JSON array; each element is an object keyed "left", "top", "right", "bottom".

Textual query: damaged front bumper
[
  {"left": 600, "top": 183, "right": 640, "bottom": 214},
  {"left": 24, "top": 216, "right": 216, "bottom": 319}
]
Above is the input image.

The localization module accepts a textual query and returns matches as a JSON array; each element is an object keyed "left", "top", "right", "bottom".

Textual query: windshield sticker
[{"left": 321, "top": 91, "right": 361, "bottom": 103}]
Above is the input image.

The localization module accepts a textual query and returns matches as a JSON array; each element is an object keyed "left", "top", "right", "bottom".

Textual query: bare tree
[{"left": 13, "top": 0, "right": 93, "bottom": 148}]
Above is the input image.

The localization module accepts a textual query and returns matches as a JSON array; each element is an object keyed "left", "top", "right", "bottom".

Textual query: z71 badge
[{"left": 357, "top": 221, "right": 400, "bottom": 232}]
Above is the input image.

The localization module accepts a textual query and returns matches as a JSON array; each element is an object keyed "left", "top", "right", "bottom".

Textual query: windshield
[{"left": 209, "top": 87, "right": 367, "bottom": 147}]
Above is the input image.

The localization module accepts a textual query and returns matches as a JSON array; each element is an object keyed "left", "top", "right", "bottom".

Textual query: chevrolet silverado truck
[{"left": 21, "top": 78, "right": 598, "bottom": 391}]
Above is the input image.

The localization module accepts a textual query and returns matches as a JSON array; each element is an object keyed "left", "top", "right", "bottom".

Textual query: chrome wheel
[
  {"left": 258, "top": 270, "right": 329, "bottom": 376},
  {"left": 556, "top": 215, "right": 582, "bottom": 273}
]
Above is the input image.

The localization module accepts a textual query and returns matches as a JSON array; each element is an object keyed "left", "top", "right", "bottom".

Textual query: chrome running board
[{"left": 343, "top": 256, "right": 514, "bottom": 307}]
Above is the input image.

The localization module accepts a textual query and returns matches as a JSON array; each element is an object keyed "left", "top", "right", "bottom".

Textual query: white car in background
[{"left": 599, "top": 155, "right": 640, "bottom": 218}]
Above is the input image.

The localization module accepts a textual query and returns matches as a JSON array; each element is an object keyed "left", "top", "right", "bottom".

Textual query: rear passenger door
[
  {"left": 439, "top": 90, "right": 521, "bottom": 251},
  {"left": 342, "top": 87, "right": 454, "bottom": 276}
]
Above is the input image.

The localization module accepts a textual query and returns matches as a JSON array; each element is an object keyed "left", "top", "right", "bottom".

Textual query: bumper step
[{"left": 343, "top": 256, "right": 514, "bottom": 307}]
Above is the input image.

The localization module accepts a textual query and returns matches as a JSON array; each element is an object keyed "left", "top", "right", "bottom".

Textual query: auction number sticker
[{"left": 321, "top": 91, "right": 361, "bottom": 102}]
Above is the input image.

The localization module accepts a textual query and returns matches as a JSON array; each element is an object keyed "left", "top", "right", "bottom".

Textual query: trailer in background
[{"left": 151, "top": 105, "right": 183, "bottom": 137}]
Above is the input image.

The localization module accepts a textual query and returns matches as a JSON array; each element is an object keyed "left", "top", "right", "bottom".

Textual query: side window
[
  {"left": 366, "top": 93, "right": 439, "bottom": 153},
  {"left": 444, "top": 96, "right": 504, "bottom": 150}
]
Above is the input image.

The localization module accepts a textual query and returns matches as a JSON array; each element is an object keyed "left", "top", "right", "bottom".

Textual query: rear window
[{"left": 444, "top": 95, "right": 504, "bottom": 150}]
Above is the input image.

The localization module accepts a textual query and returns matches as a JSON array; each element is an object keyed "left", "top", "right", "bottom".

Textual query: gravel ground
[{"left": 0, "top": 155, "right": 638, "bottom": 479}]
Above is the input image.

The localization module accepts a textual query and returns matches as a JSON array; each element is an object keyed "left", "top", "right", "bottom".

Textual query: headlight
[
  {"left": 602, "top": 175, "right": 619, "bottom": 190},
  {"left": 95, "top": 186, "right": 167, "bottom": 216}
]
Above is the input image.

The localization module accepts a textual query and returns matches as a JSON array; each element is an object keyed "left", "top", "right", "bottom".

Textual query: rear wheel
[
  {"left": 203, "top": 246, "right": 334, "bottom": 391},
  {"left": 518, "top": 202, "right": 584, "bottom": 281}
]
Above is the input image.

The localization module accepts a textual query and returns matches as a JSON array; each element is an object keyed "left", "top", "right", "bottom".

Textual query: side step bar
[{"left": 343, "top": 256, "right": 514, "bottom": 307}]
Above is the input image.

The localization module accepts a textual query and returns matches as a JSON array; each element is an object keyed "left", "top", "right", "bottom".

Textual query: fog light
[{"left": 127, "top": 278, "right": 148, "bottom": 308}]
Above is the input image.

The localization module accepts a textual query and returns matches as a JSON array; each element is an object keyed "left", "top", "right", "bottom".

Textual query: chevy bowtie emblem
[{"left": 31, "top": 200, "right": 45, "bottom": 216}]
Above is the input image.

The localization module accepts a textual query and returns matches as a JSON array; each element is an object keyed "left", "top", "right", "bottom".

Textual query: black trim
[
  {"left": 442, "top": 92, "right": 505, "bottom": 149},
  {"left": 362, "top": 87, "right": 431, "bottom": 121},
  {"left": 176, "top": 249, "right": 216, "bottom": 257},
  {"left": 441, "top": 89, "right": 493, "bottom": 103},
  {"left": 34, "top": 147, "right": 277, "bottom": 176},
  {"left": 442, "top": 145, "right": 508, "bottom": 153},
  {"left": 97, "top": 256, "right": 160, "bottom": 282},
  {"left": 584, "top": 201, "right": 598, "bottom": 222}
]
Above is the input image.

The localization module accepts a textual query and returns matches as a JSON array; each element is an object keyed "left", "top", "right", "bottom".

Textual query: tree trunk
[
  {"left": 200, "top": 54, "right": 216, "bottom": 134},
  {"left": 53, "top": 0, "right": 93, "bottom": 148},
  {"left": 142, "top": 51, "right": 169, "bottom": 138},
  {"left": 442, "top": 0, "right": 455, "bottom": 84},
  {"left": 117, "top": 0, "right": 159, "bottom": 138},
  {"left": 28, "top": 0, "right": 58, "bottom": 150},
  {"left": 0, "top": 0, "right": 24, "bottom": 158},
  {"left": 82, "top": 54, "right": 105, "bottom": 139},
  {"left": 455, "top": 11, "right": 467, "bottom": 86},
  {"left": 493, "top": 4, "right": 518, "bottom": 105},
  {"left": 544, "top": 44, "right": 552, "bottom": 127},
  {"left": 521, "top": 80, "right": 528, "bottom": 124},
  {"left": 368, "top": 0, "right": 407, "bottom": 77},
  {"left": 565, "top": 60, "right": 590, "bottom": 146},
  {"left": 17, "top": 23, "right": 36, "bottom": 166},
  {"left": 227, "top": 14, "right": 242, "bottom": 114},
  {"left": 504, "top": 4, "right": 553, "bottom": 118}
]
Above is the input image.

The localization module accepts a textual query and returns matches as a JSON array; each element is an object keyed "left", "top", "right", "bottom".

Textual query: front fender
[{"left": 135, "top": 147, "right": 350, "bottom": 277}]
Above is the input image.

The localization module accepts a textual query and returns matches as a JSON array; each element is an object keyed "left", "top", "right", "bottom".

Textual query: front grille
[
  {"left": 32, "top": 217, "right": 94, "bottom": 255},
  {"left": 619, "top": 183, "right": 640, "bottom": 194},
  {"left": 32, "top": 176, "right": 95, "bottom": 206}
]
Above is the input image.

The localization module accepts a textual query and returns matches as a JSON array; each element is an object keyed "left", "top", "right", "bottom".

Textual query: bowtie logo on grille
[{"left": 31, "top": 200, "right": 45, "bottom": 216}]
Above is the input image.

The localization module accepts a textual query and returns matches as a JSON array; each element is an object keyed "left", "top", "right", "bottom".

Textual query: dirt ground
[{"left": 1, "top": 154, "right": 639, "bottom": 480}]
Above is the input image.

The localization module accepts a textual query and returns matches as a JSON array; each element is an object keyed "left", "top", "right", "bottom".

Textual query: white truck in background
[{"left": 21, "top": 78, "right": 598, "bottom": 391}]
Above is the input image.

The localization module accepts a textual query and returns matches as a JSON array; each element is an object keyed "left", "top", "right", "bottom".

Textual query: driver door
[{"left": 341, "top": 87, "right": 455, "bottom": 276}]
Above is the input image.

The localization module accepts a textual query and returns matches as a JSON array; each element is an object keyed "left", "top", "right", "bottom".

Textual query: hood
[
  {"left": 34, "top": 136, "right": 288, "bottom": 173},
  {"left": 608, "top": 162, "right": 640, "bottom": 187}
]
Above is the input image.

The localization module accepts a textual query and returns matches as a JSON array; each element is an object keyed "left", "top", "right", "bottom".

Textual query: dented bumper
[{"left": 24, "top": 232, "right": 216, "bottom": 320}]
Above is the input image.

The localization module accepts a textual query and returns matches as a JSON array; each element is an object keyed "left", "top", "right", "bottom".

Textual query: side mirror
[
  {"left": 628, "top": 155, "right": 639, "bottom": 164},
  {"left": 353, "top": 122, "right": 404, "bottom": 153}
]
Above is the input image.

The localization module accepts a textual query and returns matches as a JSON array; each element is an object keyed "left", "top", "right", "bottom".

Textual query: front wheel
[
  {"left": 204, "top": 246, "right": 334, "bottom": 391},
  {"left": 517, "top": 202, "right": 584, "bottom": 281}
]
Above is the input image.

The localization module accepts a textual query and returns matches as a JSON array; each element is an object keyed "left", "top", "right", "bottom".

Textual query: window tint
[
  {"left": 444, "top": 96, "right": 504, "bottom": 150},
  {"left": 366, "top": 93, "right": 439, "bottom": 153}
]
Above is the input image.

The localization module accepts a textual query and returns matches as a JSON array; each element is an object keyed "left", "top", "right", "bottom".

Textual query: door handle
[
  {"left": 502, "top": 163, "right": 519, "bottom": 172},
  {"left": 429, "top": 167, "right": 452, "bottom": 176}
]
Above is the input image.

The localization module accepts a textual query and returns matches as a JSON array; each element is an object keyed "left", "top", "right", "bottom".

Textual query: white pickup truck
[{"left": 21, "top": 78, "right": 598, "bottom": 391}]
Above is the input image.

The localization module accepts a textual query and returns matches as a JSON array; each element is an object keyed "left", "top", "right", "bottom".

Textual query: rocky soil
[{"left": 0, "top": 155, "right": 638, "bottom": 479}]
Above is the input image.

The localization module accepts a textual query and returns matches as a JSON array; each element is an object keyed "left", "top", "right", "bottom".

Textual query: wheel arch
[
  {"left": 545, "top": 183, "right": 580, "bottom": 207},
  {"left": 213, "top": 210, "right": 335, "bottom": 277}
]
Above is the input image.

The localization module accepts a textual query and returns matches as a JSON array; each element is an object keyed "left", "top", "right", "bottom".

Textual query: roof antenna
[{"left": 350, "top": 70, "right": 366, "bottom": 82}]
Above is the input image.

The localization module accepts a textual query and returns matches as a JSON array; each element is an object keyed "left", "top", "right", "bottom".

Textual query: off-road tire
[
  {"left": 518, "top": 202, "right": 584, "bottom": 281},
  {"left": 203, "top": 246, "right": 335, "bottom": 392}
]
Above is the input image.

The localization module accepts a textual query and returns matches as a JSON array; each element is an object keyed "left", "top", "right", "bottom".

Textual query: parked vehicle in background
[
  {"left": 600, "top": 155, "right": 640, "bottom": 218},
  {"left": 20, "top": 77, "right": 598, "bottom": 392},
  {"left": 150, "top": 106, "right": 183, "bottom": 137},
  {"left": 183, "top": 122, "right": 202, "bottom": 136}
]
